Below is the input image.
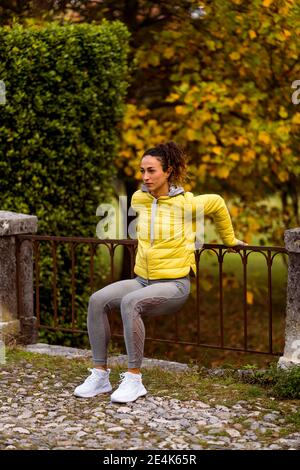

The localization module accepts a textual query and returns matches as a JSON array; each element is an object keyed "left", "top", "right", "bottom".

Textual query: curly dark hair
[{"left": 141, "top": 141, "right": 188, "bottom": 186}]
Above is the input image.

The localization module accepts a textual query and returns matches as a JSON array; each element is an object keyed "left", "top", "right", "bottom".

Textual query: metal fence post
[
  {"left": 278, "top": 227, "right": 300, "bottom": 369},
  {"left": 0, "top": 211, "right": 38, "bottom": 350}
]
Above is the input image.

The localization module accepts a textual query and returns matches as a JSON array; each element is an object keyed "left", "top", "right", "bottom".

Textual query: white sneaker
[
  {"left": 110, "top": 372, "right": 147, "bottom": 403},
  {"left": 74, "top": 368, "right": 112, "bottom": 398}
]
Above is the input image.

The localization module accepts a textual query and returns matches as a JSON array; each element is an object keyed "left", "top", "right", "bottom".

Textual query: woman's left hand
[{"left": 227, "top": 239, "right": 248, "bottom": 253}]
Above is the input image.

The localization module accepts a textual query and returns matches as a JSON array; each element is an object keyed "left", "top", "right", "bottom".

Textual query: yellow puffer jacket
[{"left": 131, "top": 184, "right": 238, "bottom": 280}]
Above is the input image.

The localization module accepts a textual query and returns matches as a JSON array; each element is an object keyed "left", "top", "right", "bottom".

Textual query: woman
[{"left": 74, "top": 141, "right": 246, "bottom": 403}]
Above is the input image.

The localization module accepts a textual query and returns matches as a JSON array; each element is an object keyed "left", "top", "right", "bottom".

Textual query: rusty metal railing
[{"left": 15, "top": 235, "right": 288, "bottom": 356}]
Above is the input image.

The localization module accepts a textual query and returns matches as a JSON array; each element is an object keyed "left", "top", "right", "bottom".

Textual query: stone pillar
[
  {"left": 278, "top": 228, "right": 300, "bottom": 369},
  {"left": 0, "top": 211, "right": 38, "bottom": 349}
]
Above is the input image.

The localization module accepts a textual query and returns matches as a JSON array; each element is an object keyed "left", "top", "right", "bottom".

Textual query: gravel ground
[{"left": 0, "top": 344, "right": 299, "bottom": 450}]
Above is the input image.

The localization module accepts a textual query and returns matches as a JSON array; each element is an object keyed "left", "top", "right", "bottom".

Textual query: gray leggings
[{"left": 87, "top": 275, "right": 190, "bottom": 368}]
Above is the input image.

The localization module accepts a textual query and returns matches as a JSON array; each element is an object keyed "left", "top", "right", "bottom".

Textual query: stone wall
[{"left": 0, "top": 211, "right": 38, "bottom": 351}]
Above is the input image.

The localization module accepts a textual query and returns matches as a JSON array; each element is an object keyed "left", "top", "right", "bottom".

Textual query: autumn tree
[
  {"left": 119, "top": 0, "right": 300, "bottom": 245},
  {"left": 1, "top": 0, "right": 299, "bottom": 245}
]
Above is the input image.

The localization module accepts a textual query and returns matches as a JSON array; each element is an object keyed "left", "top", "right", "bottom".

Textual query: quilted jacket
[{"left": 131, "top": 184, "right": 238, "bottom": 279}]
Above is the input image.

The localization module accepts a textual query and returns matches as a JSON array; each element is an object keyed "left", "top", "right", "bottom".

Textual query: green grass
[{"left": 286, "top": 409, "right": 300, "bottom": 427}]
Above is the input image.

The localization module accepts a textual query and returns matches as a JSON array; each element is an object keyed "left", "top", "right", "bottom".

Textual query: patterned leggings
[{"left": 87, "top": 275, "right": 190, "bottom": 368}]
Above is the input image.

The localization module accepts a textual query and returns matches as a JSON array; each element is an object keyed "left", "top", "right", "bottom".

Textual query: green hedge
[
  {"left": 0, "top": 21, "right": 130, "bottom": 235},
  {"left": 0, "top": 21, "right": 130, "bottom": 346}
]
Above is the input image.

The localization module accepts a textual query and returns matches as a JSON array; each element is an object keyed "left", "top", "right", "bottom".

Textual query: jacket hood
[{"left": 141, "top": 183, "right": 185, "bottom": 197}]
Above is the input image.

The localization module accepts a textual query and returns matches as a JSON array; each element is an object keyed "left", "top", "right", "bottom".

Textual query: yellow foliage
[
  {"left": 124, "top": 130, "right": 140, "bottom": 145},
  {"left": 163, "top": 47, "right": 174, "bottom": 59},
  {"left": 229, "top": 51, "right": 241, "bottom": 60},
  {"left": 275, "top": 31, "right": 291, "bottom": 42},
  {"left": 275, "top": 125, "right": 290, "bottom": 137},
  {"left": 241, "top": 103, "right": 251, "bottom": 114},
  {"left": 217, "top": 166, "right": 230, "bottom": 179},
  {"left": 175, "top": 105, "right": 189, "bottom": 115},
  {"left": 229, "top": 153, "right": 240, "bottom": 161},
  {"left": 114, "top": 0, "right": 299, "bottom": 233},
  {"left": 124, "top": 166, "right": 134, "bottom": 176},
  {"left": 198, "top": 110, "right": 212, "bottom": 123},
  {"left": 239, "top": 66, "right": 247, "bottom": 77},
  {"left": 206, "top": 40, "right": 216, "bottom": 50},
  {"left": 197, "top": 164, "right": 207, "bottom": 174},
  {"left": 263, "top": 175, "right": 270, "bottom": 183},
  {"left": 234, "top": 136, "right": 248, "bottom": 146},
  {"left": 279, "top": 6, "right": 292, "bottom": 15},
  {"left": 292, "top": 113, "right": 300, "bottom": 124},
  {"left": 212, "top": 146, "right": 222, "bottom": 155},
  {"left": 278, "top": 170, "right": 289, "bottom": 182},
  {"left": 148, "top": 52, "right": 160, "bottom": 66},
  {"left": 263, "top": 0, "right": 274, "bottom": 7},
  {"left": 279, "top": 107, "right": 288, "bottom": 118},
  {"left": 205, "top": 131, "right": 217, "bottom": 144},
  {"left": 166, "top": 93, "right": 180, "bottom": 102},
  {"left": 258, "top": 132, "right": 271, "bottom": 144},
  {"left": 246, "top": 291, "right": 254, "bottom": 305},
  {"left": 235, "top": 94, "right": 246, "bottom": 102},
  {"left": 243, "top": 149, "right": 256, "bottom": 162},
  {"left": 230, "top": 206, "right": 239, "bottom": 217},
  {"left": 202, "top": 93, "right": 217, "bottom": 103},
  {"left": 188, "top": 119, "right": 201, "bottom": 130},
  {"left": 186, "top": 128, "right": 196, "bottom": 141},
  {"left": 249, "top": 217, "right": 260, "bottom": 231},
  {"left": 120, "top": 149, "right": 131, "bottom": 158},
  {"left": 148, "top": 119, "right": 158, "bottom": 127}
]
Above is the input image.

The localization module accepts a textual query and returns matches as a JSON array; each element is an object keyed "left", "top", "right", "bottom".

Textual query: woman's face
[{"left": 140, "top": 155, "right": 172, "bottom": 194}]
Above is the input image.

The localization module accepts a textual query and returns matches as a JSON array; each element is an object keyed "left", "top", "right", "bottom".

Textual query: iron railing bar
[
  {"left": 71, "top": 242, "right": 76, "bottom": 329},
  {"left": 39, "top": 325, "right": 86, "bottom": 334},
  {"left": 242, "top": 252, "right": 248, "bottom": 350},
  {"left": 51, "top": 241, "right": 58, "bottom": 328},
  {"left": 218, "top": 248, "right": 224, "bottom": 348},
  {"left": 16, "top": 234, "right": 138, "bottom": 244},
  {"left": 267, "top": 251, "right": 273, "bottom": 354},
  {"left": 16, "top": 235, "right": 287, "bottom": 253},
  {"left": 89, "top": 244, "right": 95, "bottom": 295},
  {"left": 195, "top": 250, "right": 201, "bottom": 344},
  {"left": 33, "top": 240, "right": 41, "bottom": 327},
  {"left": 15, "top": 236, "right": 22, "bottom": 322}
]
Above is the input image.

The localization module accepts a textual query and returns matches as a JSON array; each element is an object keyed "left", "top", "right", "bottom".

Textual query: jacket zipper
[
  {"left": 150, "top": 198, "right": 158, "bottom": 247},
  {"left": 147, "top": 197, "right": 158, "bottom": 280},
  {"left": 146, "top": 250, "right": 149, "bottom": 282}
]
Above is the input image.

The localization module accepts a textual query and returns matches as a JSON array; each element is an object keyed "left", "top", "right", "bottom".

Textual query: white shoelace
[
  {"left": 85, "top": 368, "right": 103, "bottom": 383},
  {"left": 118, "top": 372, "right": 139, "bottom": 388}
]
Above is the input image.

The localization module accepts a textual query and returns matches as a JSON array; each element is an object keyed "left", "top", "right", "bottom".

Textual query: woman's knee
[
  {"left": 88, "top": 290, "right": 109, "bottom": 317},
  {"left": 120, "top": 294, "right": 140, "bottom": 320},
  {"left": 89, "top": 291, "right": 102, "bottom": 307}
]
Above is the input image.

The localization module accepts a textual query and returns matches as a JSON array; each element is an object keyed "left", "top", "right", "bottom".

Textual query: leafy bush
[
  {"left": 238, "top": 363, "right": 300, "bottom": 399},
  {"left": 0, "top": 21, "right": 130, "bottom": 235},
  {"left": 271, "top": 366, "right": 300, "bottom": 399},
  {"left": 0, "top": 21, "right": 130, "bottom": 344}
]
